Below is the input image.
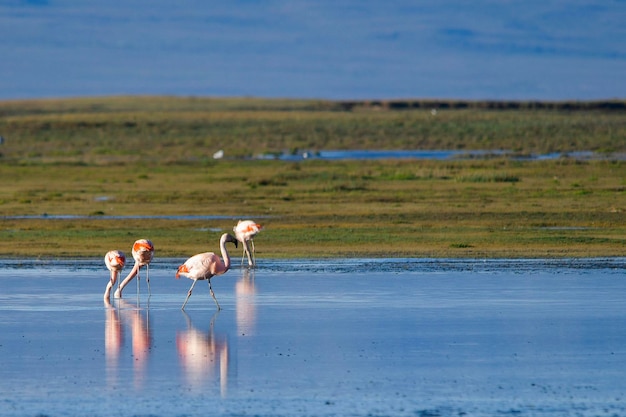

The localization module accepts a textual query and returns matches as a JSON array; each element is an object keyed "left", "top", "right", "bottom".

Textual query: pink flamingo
[
  {"left": 233, "top": 220, "right": 262, "bottom": 266},
  {"left": 176, "top": 233, "right": 238, "bottom": 310},
  {"left": 104, "top": 250, "right": 126, "bottom": 301},
  {"left": 114, "top": 239, "right": 154, "bottom": 299}
]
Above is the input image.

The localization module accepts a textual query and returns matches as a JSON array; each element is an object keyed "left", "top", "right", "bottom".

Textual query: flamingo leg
[
  {"left": 182, "top": 279, "right": 198, "bottom": 310},
  {"left": 146, "top": 264, "right": 151, "bottom": 296},
  {"left": 209, "top": 280, "right": 221, "bottom": 311},
  {"left": 243, "top": 240, "right": 253, "bottom": 267},
  {"left": 250, "top": 239, "right": 256, "bottom": 266}
]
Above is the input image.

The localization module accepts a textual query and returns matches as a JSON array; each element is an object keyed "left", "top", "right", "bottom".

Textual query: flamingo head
[{"left": 223, "top": 233, "right": 238, "bottom": 248}]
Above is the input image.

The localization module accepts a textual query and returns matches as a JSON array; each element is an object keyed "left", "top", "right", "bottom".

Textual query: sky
[{"left": 1, "top": 0, "right": 625, "bottom": 100}]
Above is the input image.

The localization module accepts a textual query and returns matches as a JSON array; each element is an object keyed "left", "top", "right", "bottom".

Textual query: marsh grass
[
  {"left": 1, "top": 157, "right": 624, "bottom": 259},
  {"left": 2, "top": 97, "right": 625, "bottom": 164},
  {"left": 0, "top": 97, "right": 625, "bottom": 259}
]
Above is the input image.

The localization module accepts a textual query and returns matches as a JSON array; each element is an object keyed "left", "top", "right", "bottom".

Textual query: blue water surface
[{"left": 0, "top": 258, "right": 625, "bottom": 416}]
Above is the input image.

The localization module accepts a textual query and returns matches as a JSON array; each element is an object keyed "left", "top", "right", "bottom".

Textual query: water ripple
[{"left": 0, "top": 257, "right": 623, "bottom": 275}]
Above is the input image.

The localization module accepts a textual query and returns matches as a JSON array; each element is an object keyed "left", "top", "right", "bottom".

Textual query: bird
[
  {"left": 233, "top": 220, "right": 262, "bottom": 267},
  {"left": 176, "top": 233, "right": 238, "bottom": 310},
  {"left": 114, "top": 239, "right": 154, "bottom": 299},
  {"left": 104, "top": 250, "right": 126, "bottom": 301}
]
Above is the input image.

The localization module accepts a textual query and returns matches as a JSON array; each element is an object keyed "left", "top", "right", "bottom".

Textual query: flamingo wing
[
  {"left": 105, "top": 250, "right": 126, "bottom": 271},
  {"left": 234, "top": 220, "right": 262, "bottom": 241},
  {"left": 132, "top": 239, "right": 154, "bottom": 265},
  {"left": 177, "top": 252, "right": 221, "bottom": 280}
]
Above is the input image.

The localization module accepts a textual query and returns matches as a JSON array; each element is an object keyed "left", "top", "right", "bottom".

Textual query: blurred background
[{"left": 1, "top": 0, "right": 624, "bottom": 100}]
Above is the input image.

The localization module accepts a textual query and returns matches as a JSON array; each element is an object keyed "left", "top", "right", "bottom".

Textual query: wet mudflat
[{"left": 0, "top": 258, "right": 625, "bottom": 417}]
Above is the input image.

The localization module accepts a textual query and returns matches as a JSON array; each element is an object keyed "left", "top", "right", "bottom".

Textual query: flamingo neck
[
  {"left": 220, "top": 235, "right": 232, "bottom": 272},
  {"left": 104, "top": 270, "right": 117, "bottom": 298}
]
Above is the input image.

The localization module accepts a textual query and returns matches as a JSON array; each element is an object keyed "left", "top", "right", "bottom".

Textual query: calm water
[
  {"left": 1, "top": 258, "right": 625, "bottom": 416},
  {"left": 264, "top": 149, "right": 622, "bottom": 162}
]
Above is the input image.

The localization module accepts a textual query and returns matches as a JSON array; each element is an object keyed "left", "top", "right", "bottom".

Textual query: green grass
[
  {"left": 1, "top": 96, "right": 625, "bottom": 164},
  {"left": 1, "top": 158, "right": 624, "bottom": 259},
  {"left": 0, "top": 96, "right": 625, "bottom": 259}
]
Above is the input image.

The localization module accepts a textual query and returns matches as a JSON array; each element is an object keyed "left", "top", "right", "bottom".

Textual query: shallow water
[
  {"left": 1, "top": 258, "right": 625, "bottom": 417},
  {"left": 267, "top": 149, "right": 621, "bottom": 162}
]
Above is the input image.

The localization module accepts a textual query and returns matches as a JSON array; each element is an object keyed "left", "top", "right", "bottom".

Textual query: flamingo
[
  {"left": 104, "top": 250, "right": 126, "bottom": 301},
  {"left": 114, "top": 239, "right": 154, "bottom": 299},
  {"left": 176, "top": 233, "right": 238, "bottom": 310},
  {"left": 233, "top": 220, "right": 262, "bottom": 266}
]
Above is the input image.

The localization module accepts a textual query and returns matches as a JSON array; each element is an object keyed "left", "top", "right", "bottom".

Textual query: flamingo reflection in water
[
  {"left": 236, "top": 267, "right": 257, "bottom": 336},
  {"left": 176, "top": 311, "right": 230, "bottom": 396},
  {"left": 104, "top": 298, "right": 123, "bottom": 387},
  {"left": 104, "top": 298, "right": 152, "bottom": 390}
]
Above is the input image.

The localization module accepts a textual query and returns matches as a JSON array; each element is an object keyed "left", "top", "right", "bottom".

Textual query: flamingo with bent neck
[
  {"left": 176, "top": 233, "right": 238, "bottom": 310},
  {"left": 104, "top": 250, "right": 126, "bottom": 301},
  {"left": 114, "top": 239, "right": 154, "bottom": 299},
  {"left": 233, "top": 220, "right": 262, "bottom": 267}
]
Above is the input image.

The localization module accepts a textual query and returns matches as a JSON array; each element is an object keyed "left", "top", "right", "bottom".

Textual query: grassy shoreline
[
  {"left": 1, "top": 158, "right": 624, "bottom": 259},
  {"left": 1, "top": 97, "right": 625, "bottom": 259}
]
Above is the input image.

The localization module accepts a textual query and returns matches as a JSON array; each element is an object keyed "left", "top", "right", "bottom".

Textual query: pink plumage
[
  {"left": 114, "top": 239, "right": 155, "bottom": 299},
  {"left": 176, "top": 252, "right": 225, "bottom": 280},
  {"left": 176, "top": 233, "right": 238, "bottom": 310},
  {"left": 233, "top": 220, "right": 262, "bottom": 266},
  {"left": 105, "top": 250, "right": 126, "bottom": 272},
  {"left": 132, "top": 239, "right": 154, "bottom": 266},
  {"left": 104, "top": 250, "right": 126, "bottom": 301}
]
